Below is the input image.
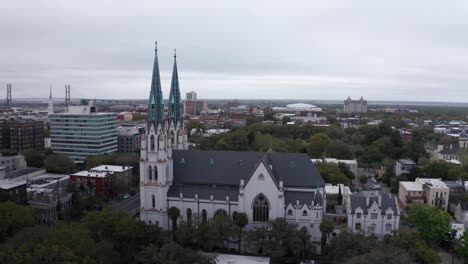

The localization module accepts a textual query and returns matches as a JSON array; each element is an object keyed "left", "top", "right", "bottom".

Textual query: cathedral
[{"left": 139, "top": 43, "right": 327, "bottom": 243}]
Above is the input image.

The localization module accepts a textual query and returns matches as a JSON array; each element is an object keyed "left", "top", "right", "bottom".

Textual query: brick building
[{"left": 0, "top": 120, "right": 45, "bottom": 152}]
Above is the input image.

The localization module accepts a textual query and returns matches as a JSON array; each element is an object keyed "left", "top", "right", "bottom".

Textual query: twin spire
[{"left": 148, "top": 41, "right": 183, "bottom": 128}]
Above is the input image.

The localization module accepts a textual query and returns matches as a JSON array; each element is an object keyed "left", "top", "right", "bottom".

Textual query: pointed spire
[
  {"left": 168, "top": 48, "right": 183, "bottom": 127},
  {"left": 49, "top": 85, "right": 52, "bottom": 99},
  {"left": 148, "top": 41, "right": 165, "bottom": 128}
]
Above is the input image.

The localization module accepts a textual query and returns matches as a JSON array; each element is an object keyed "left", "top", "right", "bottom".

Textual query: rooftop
[
  {"left": 71, "top": 170, "right": 113, "bottom": 178},
  {"left": 398, "top": 159, "right": 416, "bottom": 165},
  {"left": 400, "top": 181, "right": 423, "bottom": 192},
  {"left": 417, "top": 178, "right": 448, "bottom": 188},
  {"left": 0, "top": 179, "right": 26, "bottom": 189},
  {"left": 91, "top": 165, "right": 133, "bottom": 173}
]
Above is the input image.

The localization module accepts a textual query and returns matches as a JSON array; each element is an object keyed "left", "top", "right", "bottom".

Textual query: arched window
[
  {"left": 150, "top": 135, "right": 155, "bottom": 151},
  {"left": 252, "top": 194, "right": 269, "bottom": 222},
  {"left": 148, "top": 166, "right": 152, "bottom": 181},
  {"left": 155, "top": 166, "right": 158, "bottom": 181},
  {"left": 258, "top": 173, "right": 265, "bottom": 181},
  {"left": 385, "top": 223, "right": 392, "bottom": 232},
  {"left": 152, "top": 194, "right": 155, "bottom": 208},
  {"left": 232, "top": 211, "right": 238, "bottom": 221},
  {"left": 302, "top": 210, "right": 308, "bottom": 216},
  {"left": 171, "top": 131, "right": 175, "bottom": 146},
  {"left": 287, "top": 209, "right": 293, "bottom": 216},
  {"left": 369, "top": 223, "right": 376, "bottom": 232},
  {"left": 201, "top": 209, "right": 207, "bottom": 224},
  {"left": 186, "top": 208, "right": 192, "bottom": 225}
]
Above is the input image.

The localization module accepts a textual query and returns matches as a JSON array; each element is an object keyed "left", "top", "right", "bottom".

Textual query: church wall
[{"left": 241, "top": 162, "right": 283, "bottom": 222}]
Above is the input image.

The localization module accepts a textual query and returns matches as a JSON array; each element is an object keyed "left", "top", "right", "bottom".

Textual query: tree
[
  {"left": 167, "top": 207, "right": 180, "bottom": 241},
  {"left": 44, "top": 153, "right": 76, "bottom": 174},
  {"left": 319, "top": 220, "right": 334, "bottom": 255},
  {"left": 233, "top": 212, "right": 248, "bottom": 253},
  {"left": 85, "top": 155, "right": 114, "bottom": 170},
  {"left": 345, "top": 246, "right": 412, "bottom": 264},
  {"left": 421, "top": 161, "right": 451, "bottom": 180},
  {"left": 316, "top": 162, "right": 350, "bottom": 185},
  {"left": 0, "top": 202, "right": 34, "bottom": 242},
  {"left": 403, "top": 204, "right": 451, "bottom": 244},
  {"left": 308, "top": 133, "right": 331, "bottom": 158},
  {"left": 384, "top": 229, "right": 440, "bottom": 264},
  {"left": 135, "top": 242, "right": 214, "bottom": 264},
  {"left": 325, "top": 141, "right": 353, "bottom": 159},
  {"left": 22, "top": 150, "right": 45, "bottom": 168},
  {"left": 456, "top": 231, "right": 468, "bottom": 263},
  {"left": 281, "top": 116, "right": 291, "bottom": 125},
  {"left": 327, "top": 231, "right": 374, "bottom": 263}
]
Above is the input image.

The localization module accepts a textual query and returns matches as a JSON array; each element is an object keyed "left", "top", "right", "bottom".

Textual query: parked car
[
  {"left": 123, "top": 193, "right": 131, "bottom": 199},
  {"left": 129, "top": 190, "right": 136, "bottom": 196},
  {"left": 369, "top": 184, "right": 381, "bottom": 190}
]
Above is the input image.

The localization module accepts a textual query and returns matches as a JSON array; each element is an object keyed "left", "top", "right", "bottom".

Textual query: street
[{"left": 110, "top": 193, "right": 140, "bottom": 216}]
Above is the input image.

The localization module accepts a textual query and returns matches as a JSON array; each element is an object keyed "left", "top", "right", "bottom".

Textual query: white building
[
  {"left": 347, "top": 191, "right": 400, "bottom": 239},
  {"left": 395, "top": 159, "right": 416, "bottom": 176},
  {"left": 140, "top": 45, "right": 327, "bottom": 246}
]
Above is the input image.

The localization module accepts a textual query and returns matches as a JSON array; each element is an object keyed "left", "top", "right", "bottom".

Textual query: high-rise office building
[{"left": 49, "top": 102, "right": 117, "bottom": 163}]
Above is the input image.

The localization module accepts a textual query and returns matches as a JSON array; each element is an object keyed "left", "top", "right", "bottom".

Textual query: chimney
[
  {"left": 366, "top": 195, "right": 369, "bottom": 207},
  {"left": 378, "top": 195, "right": 382, "bottom": 207}
]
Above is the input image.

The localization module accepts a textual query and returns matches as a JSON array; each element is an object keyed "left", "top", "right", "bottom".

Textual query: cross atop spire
[
  {"left": 155, "top": 41, "right": 158, "bottom": 51},
  {"left": 174, "top": 48, "right": 176, "bottom": 60}
]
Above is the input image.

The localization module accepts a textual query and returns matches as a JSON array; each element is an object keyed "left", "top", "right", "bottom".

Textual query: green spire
[
  {"left": 148, "top": 41, "right": 165, "bottom": 128},
  {"left": 168, "top": 48, "right": 183, "bottom": 126}
]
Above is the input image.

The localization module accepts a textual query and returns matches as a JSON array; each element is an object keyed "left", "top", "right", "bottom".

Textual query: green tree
[
  {"left": 456, "top": 231, "right": 468, "bottom": 263},
  {"left": 44, "top": 153, "right": 76, "bottom": 174},
  {"left": 22, "top": 150, "right": 45, "bottom": 168},
  {"left": 384, "top": 229, "right": 440, "bottom": 264},
  {"left": 327, "top": 231, "right": 374, "bottom": 264},
  {"left": 281, "top": 116, "right": 291, "bottom": 125},
  {"left": 316, "top": 162, "right": 350, "bottom": 185},
  {"left": 308, "top": 133, "right": 331, "bottom": 158},
  {"left": 233, "top": 212, "right": 248, "bottom": 253},
  {"left": 325, "top": 141, "right": 353, "bottom": 159},
  {"left": 168, "top": 207, "right": 180, "bottom": 241},
  {"left": 422, "top": 160, "right": 450, "bottom": 178},
  {"left": 320, "top": 219, "right": 334, "bottom": 255},
  {"left": 135, "top": 242, "right": 214, "bottom": 264},
  {"left": 0, "top": 202, "right": 34, "bottom": 242},
  {"left": 404, "top": 204, "right": 451, "bottom": 244}
]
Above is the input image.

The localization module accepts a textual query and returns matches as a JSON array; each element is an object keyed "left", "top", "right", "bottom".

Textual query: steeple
[
  {"left": 148, "top": 41, "right": 165, "bottom": 128},
  {"left": 168, "top": 48, "right": 183, "bottom": 127},
  {"left": 48, "top": 85, "right": 54, "bottom": 115}
]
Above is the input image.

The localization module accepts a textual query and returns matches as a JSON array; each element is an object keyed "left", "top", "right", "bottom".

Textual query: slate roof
[
  {"left": 284, "top": 191, "right": 322, "bottom": 207},
  {"left": 439, "top": 144, "right": 460, "bottom": 155},
  {"left": 168, "top": 184, "right": 239, "bottom": 201},
  {"left": 172, "top": 150, "right": 325, "bottom": 188},
  {"left": 350, "top": 191, "right": 398, "bottom": 215}
]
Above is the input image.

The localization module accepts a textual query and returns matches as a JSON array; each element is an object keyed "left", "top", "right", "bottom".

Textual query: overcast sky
[{"left": 1, "top": 1, "right": 468, "bottom": 102}]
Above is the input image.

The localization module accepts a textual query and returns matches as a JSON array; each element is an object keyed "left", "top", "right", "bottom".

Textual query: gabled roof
[
  {"left": 284, "top": 191, "right": 321, "bottom": 207},
  {"left": 350, "top": 191, "right": 398, "bottom": 215},
  {"left": 172, "top": 150, "right": 325, "bottom": 188},
  {"left": 168, "top": 184, "right": 239, "bottom": 202},
  {"left": 439, "top": 144, "right": 460, "bottom": 155}
]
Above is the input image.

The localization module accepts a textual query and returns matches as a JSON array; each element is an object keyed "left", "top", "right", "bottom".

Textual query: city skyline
[{"left": 1, "top": 1, "right": 468, "bottom": 102}]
